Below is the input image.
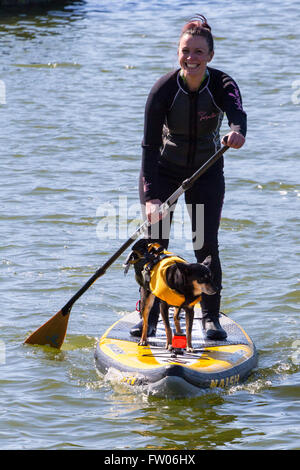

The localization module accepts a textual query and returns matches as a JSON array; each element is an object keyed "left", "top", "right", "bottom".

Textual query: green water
[{"left": 0, "top": 0, "right": 299, "bottom": 450}]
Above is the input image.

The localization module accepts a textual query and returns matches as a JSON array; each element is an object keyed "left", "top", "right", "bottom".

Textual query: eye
[{"left": 196, "top": 277, "right": 209, "bottom": 284}]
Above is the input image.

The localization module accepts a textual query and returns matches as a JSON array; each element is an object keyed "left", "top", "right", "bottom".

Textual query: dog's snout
[
  {"left": 202, "top": 285, "right": 217, "bottom": 296},
  {"left": 198, "top": 278, "right": 219, "bottom": 296}
]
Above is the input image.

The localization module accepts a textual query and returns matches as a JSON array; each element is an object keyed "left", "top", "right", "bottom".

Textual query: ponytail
[{"left": 180, "top": 14, "right": 214, "bottom": 52}]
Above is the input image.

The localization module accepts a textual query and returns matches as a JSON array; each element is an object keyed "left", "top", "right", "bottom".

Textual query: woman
[{"left": 130, "top": 15, "right": 246, "bottom": 340}]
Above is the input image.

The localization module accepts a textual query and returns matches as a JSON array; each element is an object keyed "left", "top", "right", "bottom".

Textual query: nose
[{"left": 186, "top": 52, "right": 196, "bottom": 61}]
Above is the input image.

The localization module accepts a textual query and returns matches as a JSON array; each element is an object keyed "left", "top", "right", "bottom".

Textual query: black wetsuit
[{"left": 139, "top": 66, "right": 247, "bottom": 315}]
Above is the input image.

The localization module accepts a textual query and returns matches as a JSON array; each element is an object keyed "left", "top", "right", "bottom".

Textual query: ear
[
  {"left": 175, "top": 261, "right": 188, "bottom": 272},
  {"left": 208, "top": 50, "right": 214, "bottom": 63},
  {"left": 202, "top": 256, "right": 212, "bottom": 268},
  {"left": 132, "top": 238, "right": 148, "bottom": 254}
]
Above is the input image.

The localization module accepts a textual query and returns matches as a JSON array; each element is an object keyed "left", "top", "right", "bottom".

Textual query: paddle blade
[{"left": 24, "top": 309, "right": 70, "bottom": 349}]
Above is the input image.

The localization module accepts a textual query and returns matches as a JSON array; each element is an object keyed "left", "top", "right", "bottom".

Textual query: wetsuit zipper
[{"left": 187, "top": 91, "right": 198, "bottom": 167}]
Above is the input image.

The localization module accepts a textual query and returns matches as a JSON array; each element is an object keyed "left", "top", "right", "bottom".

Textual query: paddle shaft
[{"left": 60, "top": 143, "right": 229, "bottom": 316}]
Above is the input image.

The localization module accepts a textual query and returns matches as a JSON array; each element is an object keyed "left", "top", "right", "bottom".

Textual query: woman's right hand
[{"left": 145, "top": 199, "right": 163, "bottom": 224}]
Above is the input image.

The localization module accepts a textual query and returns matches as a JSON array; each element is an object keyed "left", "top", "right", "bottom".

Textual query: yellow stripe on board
[
  {"left": 98, "top": 306, "right": 255, "bottom": 374},
  {"left": 99, "top": 338, "right": 161, "bottom": 369},
  {"left": 98, "top": 337, "right": 254, "bottom": 373}
]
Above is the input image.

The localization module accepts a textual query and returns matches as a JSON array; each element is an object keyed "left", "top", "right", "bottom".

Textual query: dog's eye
[{"left": 196, "top": 277, "right": 209, "bottom": 284}]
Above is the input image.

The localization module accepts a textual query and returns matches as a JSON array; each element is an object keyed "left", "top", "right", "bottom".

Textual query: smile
[{"left": 185, "top": 62, "right": 201, "bottom": 70}]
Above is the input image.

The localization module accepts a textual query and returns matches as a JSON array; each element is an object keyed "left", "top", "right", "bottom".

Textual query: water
[{"left": 0, "top": 0, "right": 299, "bottom": 451}]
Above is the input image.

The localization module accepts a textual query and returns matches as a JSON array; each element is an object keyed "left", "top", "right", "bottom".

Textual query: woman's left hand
[{"left": 222, "top": 131, "right": 245, "bottom": 149}]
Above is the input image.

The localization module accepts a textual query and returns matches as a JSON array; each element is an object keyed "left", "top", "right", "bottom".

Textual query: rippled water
[{"left": 0, "top": 0, "right": 299, "bottom": 450}]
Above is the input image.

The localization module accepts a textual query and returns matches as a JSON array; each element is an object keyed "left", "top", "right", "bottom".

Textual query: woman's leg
[{"left": 185, "top": 172, "right": 227, "bottom": 339}]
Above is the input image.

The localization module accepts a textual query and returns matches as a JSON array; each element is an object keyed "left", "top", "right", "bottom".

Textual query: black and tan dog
[{"left": 124, "top": 239, "right": 217, "bottom": 351}]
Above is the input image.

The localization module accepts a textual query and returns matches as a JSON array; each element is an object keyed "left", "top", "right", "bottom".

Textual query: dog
[{"left": 124, "top": 239, "right": 217, "bottom": 352}]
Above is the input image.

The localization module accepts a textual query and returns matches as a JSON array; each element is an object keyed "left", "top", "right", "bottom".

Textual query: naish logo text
[{"left": 210, "top": 374, "right": 239, "bottom": 388}]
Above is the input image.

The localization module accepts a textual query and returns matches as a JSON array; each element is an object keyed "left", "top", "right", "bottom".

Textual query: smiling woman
[
  {"left": 178, "top": 15, "right": 215, "bottom": 91},
  {"left": 178, "top": 35, "right": 213, "bottom": 91},
  {"left": 131, "top": 14, "right": 247, "bottom": 341}
]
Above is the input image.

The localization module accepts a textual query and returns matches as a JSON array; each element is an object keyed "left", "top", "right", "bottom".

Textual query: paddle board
[{"left": 95, "top": 306, "right": 258, "bottom": 397}]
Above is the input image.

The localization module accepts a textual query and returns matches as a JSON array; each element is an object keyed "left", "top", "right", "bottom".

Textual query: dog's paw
[
  {"left": 186, "top": 346, "right": 194, "bottom": 353},
  {"left": 138, "top": 340, "right": 148, "bottom": 347},
  {"left": 165, "top": 343, "right": 173, "bottom": 351}
]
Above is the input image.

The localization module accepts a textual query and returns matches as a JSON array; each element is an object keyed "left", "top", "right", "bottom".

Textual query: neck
[{"left": 180, "top": 68, "right": 207, "bottom": 92}]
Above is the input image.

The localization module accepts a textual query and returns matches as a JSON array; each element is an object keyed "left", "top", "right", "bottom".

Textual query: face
[{"left": 178, "top": 34, "right": 214, "bottom": 83}]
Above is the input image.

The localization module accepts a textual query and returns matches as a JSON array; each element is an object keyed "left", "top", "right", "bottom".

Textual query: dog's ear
[
  {"left": 174, "top": 261, "right": 188, "bottom": 273},
  {"left": 202, "top": 256, "right": 212, "bottom": 268},
  {"left": 132, "top": 238, "right": 149, "bottom": 254}
]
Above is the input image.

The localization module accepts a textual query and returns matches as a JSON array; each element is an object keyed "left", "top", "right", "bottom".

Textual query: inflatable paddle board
[{"left": 95, "top": 306, "right": 258, "bottom": 397}]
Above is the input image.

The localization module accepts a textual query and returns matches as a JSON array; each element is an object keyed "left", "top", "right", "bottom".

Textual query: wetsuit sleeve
[
  {"left": 222, "top": 74, "right": 247, "bottom": 137},
  {"left": 141, "top": 86, "right": 166, "bottom": 201},
  {"left": 210, "top": 69, "right": 247, "bottom": 137},
  {"left": 141, "top": 71, "right": 178, "bottom": 201}
]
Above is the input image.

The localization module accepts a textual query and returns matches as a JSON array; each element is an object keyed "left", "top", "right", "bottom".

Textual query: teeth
[{"left": 186, "top": 63, "right": 199, "bottom": 69}]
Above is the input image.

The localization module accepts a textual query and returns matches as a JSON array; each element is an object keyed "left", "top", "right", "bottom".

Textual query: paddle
[{"left": 24, "top": 141, "right": 229, "bottom": 349}]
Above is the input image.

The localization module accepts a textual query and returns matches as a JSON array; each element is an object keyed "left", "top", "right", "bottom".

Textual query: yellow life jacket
[{"left": 149, "top": 253, "right": 202, "bottom": 307}]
